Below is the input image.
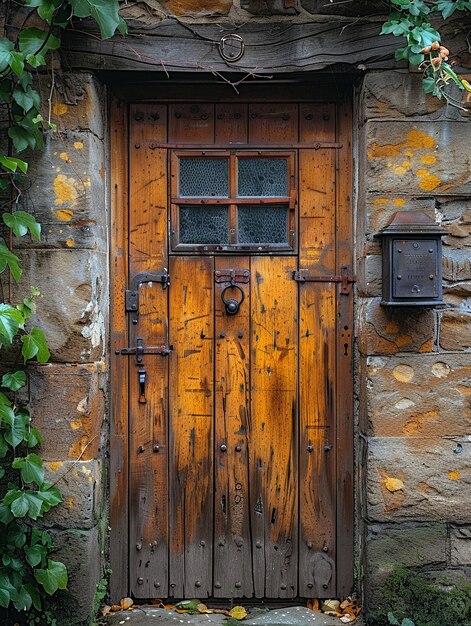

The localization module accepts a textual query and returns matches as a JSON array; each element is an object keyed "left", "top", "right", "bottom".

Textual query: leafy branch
[
  {"left": 381, "top": 0, "right": 471, "bottom": 107},
  {"left": 0, "top": 0, "right": 125, "bottom": 620}
]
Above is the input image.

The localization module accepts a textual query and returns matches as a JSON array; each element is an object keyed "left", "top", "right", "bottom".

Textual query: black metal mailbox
[{"left": 378, "top": 211, "right": 446, "bottom": 306}]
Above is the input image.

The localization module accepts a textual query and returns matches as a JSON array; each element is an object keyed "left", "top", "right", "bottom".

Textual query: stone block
[
  {"left": 161, "top": 0, "right": 232, "bottom": 16},
  {"left": 361, "top": 71, "right": 446, "bottom": 120},
  {"left": 366, "top": 354, "right": 471, "bottom": 438},
  {"left": 451, "top": 527, "right": 471, "bottom": 566},
  {"left": 29, "top": 363, "right": 105, "bottom": 461},
  {"left": 13, "top": 131, "right": 106, "bottom": 250},
  {"left": 364, "top": 195, "right": 435, "bottom": 237},
  {"left": 302, "top": 0, "right": 379, "bottom": 16},
  {"left": 358, "top": 254, "right": 382, "bottom": 297},
  {"left": 365, "top": 121, "right": 471, "bottom": 195},
  {"left": 13, "top": 249, "right": 107, "bottom": 363},
  {"left": 51, "top": 526, "right": 101, "bottom": 626},
  {"left": 241, "top": 0, "right": 299, "bottom": 14},
  {"left": 43, "top": 460, "right": 103, "bottom": 529},
  {"left": 39, "top": 72, "right": 105, "bottom": 138},
  {"left": 357, "top": 298, "right": 435, "bottom": 355},
  {"left": 443, "top": 247, "right": 471, "bottom": 283},
  {"left": 366, "top": 523, "right": 447, "bottom": 581},
  {"left": 439, "top": 311, "right": 471, "bottom": 351},
  {"left": 367, "top": 437, "right": 471, "bottom": 523}
]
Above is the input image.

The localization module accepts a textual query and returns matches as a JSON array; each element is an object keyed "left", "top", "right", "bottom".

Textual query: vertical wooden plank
[
  {"left": 215, "top": 103, "right": 248, "bottom": 144},
  {"left": 248, "top": 104, "right": 298, "bottom": 144},
  {"left": 336, "top": 97, "right": 354, "bottom": 597},
  {"left": 169, "top": 103, "right": 215, "bottom": 143},
  {"left": 110, "top": 96, "right": 129, "bottom": 602},
  {"left": 299, "top": 103, "right": 336, "bottom": 274},
  {"left": 169, "top": 256, "right": 214, "bottom": 598},
  {"left": 298, "top": 283, "right": 337, "bottom": 597},
  {"left": 298, "top": 103, "right": 338, "bottom": 597},
  {"left": 250, "top": 256, "right": 298, "bottom": 598},
  {"left": 213, "top": 257, "right": 253, "bottom": 598},
  {"left": 129, "top": 103, "right": 169, "bottom": 598}
]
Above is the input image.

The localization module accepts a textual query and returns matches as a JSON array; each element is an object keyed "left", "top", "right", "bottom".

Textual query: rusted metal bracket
[
  {"left": 115, "top": 337, "right": 173, "bottom": 364},
  {"left": 125, "top": 271, "right": 169, "bottom": 325},
  {"left": 293, "top": 265, "right": 356, "bottom": 295},
  {"left": 214, "top": 269, "right": 250, "bottom": 285}
]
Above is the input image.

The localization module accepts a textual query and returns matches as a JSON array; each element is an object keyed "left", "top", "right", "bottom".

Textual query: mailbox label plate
[{"left": 393, "top": 239, "right": 438, "bottom": 299}]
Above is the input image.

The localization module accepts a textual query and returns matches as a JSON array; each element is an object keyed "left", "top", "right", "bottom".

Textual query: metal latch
[
  {"left": 125, "top": 271, "right": 169, "bottom": 325},
  {"left": 293, "top": 265, "right": 356, "bottom": 295},
  {"left": 115, "top": 337, "right": 173, "bottom": 364},
  {"left": 214, "top": 269, "right": 250, "bottom": 284}
]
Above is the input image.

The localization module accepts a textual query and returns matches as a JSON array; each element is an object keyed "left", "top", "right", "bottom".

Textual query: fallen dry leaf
[
  {"left": 120, "top": 597, "right": 133, "bottom": 610},
  {"left": 307, "top": 599, "right": 320, "bottom": 611},
  {"left": 101, "top": 605, "right": 111, "bottom": 616},
  {"left": 229, "top": 606, "right": 248, "bottom": 620},
  {"left": 340, "top": 615, "right": 355, "bottom": 623},
  {"left": 110, "top": 605, "right": 122, "bottom": 612},
  {"left": 197, "top": 603, "right": 211, "bottom": 613},
  {"left": 322, "top": 599, "right": 341, "bottom": 614}
]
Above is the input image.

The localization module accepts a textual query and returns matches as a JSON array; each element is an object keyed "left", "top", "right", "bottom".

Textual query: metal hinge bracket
[
  {"left": 125, "top": 271, "right": 169, "bottom": 324},
  {"left": 293, "top": 265, "right": 356, "bottom": 295}
]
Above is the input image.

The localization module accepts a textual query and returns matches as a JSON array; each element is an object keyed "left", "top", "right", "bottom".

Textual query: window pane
[
  {"left": 238, "top": 158, "right": 288, "bottom": 197},
  {"left": 179, "top": 205, "right": 228, "bottom": 244},
  {"left": 238, "top": 205, "right": 288, "bottom": 244},
  {"left": 179, "top": 158, "right": 228, "bottom": 197}
]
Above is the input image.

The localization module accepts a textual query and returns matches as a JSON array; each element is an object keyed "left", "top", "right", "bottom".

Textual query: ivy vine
[{"left": 0, "top": 0, "right": 124, "bottom": 620}]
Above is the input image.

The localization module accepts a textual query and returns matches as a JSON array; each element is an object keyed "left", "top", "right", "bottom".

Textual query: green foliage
[
  {"left": 0, "top": 1, "right": 126, "bottom": 622},
  {"left": 381, "top": 0, "right": 471, "bottom": 106},
  {"left": 368, "top": 567, "right": 471, "bottom": 626}
]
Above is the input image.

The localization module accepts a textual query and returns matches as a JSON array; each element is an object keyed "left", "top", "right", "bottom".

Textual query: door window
[{"left": 171, "top": 151, "right": 296, "bottom": 252}]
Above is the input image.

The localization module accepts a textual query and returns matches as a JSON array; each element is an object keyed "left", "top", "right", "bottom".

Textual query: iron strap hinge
[
  {"left": 293, "top": 265, "right": 356, "bottom": 295},
  {"left": 115, "top": 337, "right": 173, "bottom": 364},
  {"left": 125, "top": 271, "right": 169, "bottom": 324}
]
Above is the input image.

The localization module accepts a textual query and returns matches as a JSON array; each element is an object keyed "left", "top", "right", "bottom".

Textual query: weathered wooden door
[{"left": 111, "top": 95, "right": 353, "bottom": 602}]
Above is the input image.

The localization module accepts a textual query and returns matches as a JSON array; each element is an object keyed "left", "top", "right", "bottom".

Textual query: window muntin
[{"left": 171, "top": 151, "right": 296, "bottom": 252}]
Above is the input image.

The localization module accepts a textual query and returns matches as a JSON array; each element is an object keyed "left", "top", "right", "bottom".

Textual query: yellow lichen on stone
[
  {"left": 421, "top": 154, "right": 437, "bottom": 165},
  {"left": 394, "top": 166, "right": 407, "bottom": 175},
  {"left": 418, "top": 175, "right": 441, "bottom": 191},
  {"left": 49, "top": 461, "right": 64, "bottom": 472},
  {"left": 392, "top": 364, "right": 415, "bottom": 383},
  {"left": 416, "top": 169, "right": 429, "bottom": 178},
  {"left": 56, "top": 209, "right": 74, "bottom": 221},
  {"left": 383, "top": 476, "right": 404, "bottom": 492},
  {"left": 74, "top": 141, "right": 84, "bottom": 150},
  {"left": 54, "top": 174, "right": 78, "bottom": 206},
  {"left": 66, "top": 238, "right": 75, "bottom": 247},
  {"left": 59, "top": 152, "right": 70, "bottom": 162},
  {"left": 52, "top": 103, "right": 68, "bottom": 116},
  {"left": 373, "top": 197, "right": 389, "bottom": 205},
  {"left": 448, "top": 470, "right": 460, "bottom": 481},
  {"left": 70, "top": 420, "right": 81, "bottom": 430},
  {"left": 394, "top": 198, "right": 406, "bottom": 206},
  {"left": 68, "top": 497, "right": 75, "bottom": 508}
]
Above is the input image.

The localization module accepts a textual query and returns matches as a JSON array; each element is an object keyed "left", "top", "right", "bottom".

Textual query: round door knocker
[
  {"left": 221, "top": 284, "right": 245, "bottom": 316},
  {"left": 219, "top": 34, "right": 245, "bottom": 63}
]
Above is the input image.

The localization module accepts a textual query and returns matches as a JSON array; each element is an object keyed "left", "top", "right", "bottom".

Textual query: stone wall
[
  {"left": 12, "top": 72, "right": 109, "bottom": 625},
  {"left": 356, "top": 70, "right": 471, "bottom": 609}
]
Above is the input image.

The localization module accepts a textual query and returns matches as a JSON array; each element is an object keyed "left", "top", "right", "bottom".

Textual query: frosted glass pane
[
  {"left": 238, "top": 205, "right": 287, "bottom": 244},
  {"left": 179, "top": 206, "right": 228, "bottom": 244},
  {"left": 179, "top": 158, "right": 228, "bottom": 197},
  {"left": 238, "top": 158, "right": 288, "bottom": 197}
]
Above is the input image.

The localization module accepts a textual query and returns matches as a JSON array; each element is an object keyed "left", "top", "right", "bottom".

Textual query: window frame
[{"left": 170, "top": 150, "right": 297, "bottom": 254}]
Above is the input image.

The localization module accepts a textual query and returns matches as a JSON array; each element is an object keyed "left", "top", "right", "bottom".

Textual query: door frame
[{"left": 108, "top": 79, "right": 354, "bottom": 601}]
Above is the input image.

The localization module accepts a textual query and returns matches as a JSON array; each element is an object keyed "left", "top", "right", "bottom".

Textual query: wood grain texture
[
  {"left": 109, "top": 96, "right": 129, "bottom": 602},
  {"left": 169, "top": 103, "right": 215, "bottom": 143},
  {"left": 335, "top": 98, "right": 354, "bottom": 597},
  {"left": 129, "top": 103, "right": 169, "bottom": 598},
  {"left": 62, "top": 19, "right": 401, "bottom": 73},
  {"left": 214, "top": 257, "right": 253, "bottom": 598},
  {"left": 299, "top": 103, "right": 336, "bottom": 273},
  {"left": 248, "top": 104, "right": 298, "bottom": 144},
  {"left": 169, "top": 256, "right": 214, "bottom": 598},
  {"left": 298, "top": 283, "right": 336, "bottom": 597},
  {"left": 215, "top": 104, "right": 248, "bottom": 144},
  {"left": 250, "top": 256, "right": 298, "bottom": 598}
]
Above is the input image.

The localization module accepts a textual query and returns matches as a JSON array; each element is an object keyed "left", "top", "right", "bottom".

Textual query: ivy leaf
[
  {"left": 0, "top": 156, "right": 28, "bottom": 173},
  {"left": 21, "top": 327, "right": 50, "bottom": 363},
  {"left": 0, "top": 503, "right": 14, "bottom": 525},
  {"left": 0, "top": 243, "right": 22, "bottom": 283},
  {"left": 3, "top": 210, "right": 41, "bottom": 240},
  {"left": 0, "top": 433, "right": 8, "bottom": 458},
  {"left": 8, "top": 51, "right": 24, "bottom": 76},
  {"left": 25, "top": 583, "right": 42, "bottom": 611},
  {"left": 1, "top": 370, "right": 26, "bottom": 392},
  {"left": 37, "top": 483, "right": 62, "bottom": 511},
  {"left": 0, "top": 392, "right": 11, "bottom": 406},
  {"left": 19, "top": 28, "right": 60, "bottom": 56},
  {"left": 423, "top": 76, "right": 436, "bottom": 93},
  {"left": 0, "top": 587, "right": 9, "bottom": 609},
  {"left": 7, "top": 523, "right": 27, "bottom": 548},
  {"left": 10, "top": 493, "right": 30, "bottom": 518},
  {"left": 25, "top": 544, "right": 45, "bottom": 568},
  {"left": 12, "top": 585, "right": 33, "bottom": 612},
  {"left": 0, "top": 303, "right": 24, "bottom": 344},
  {"left": 12, "top": 453, "right": 45, "bottom": 485},
  {"left": 1, "top": 405, "right": 27, "bottom": 448},
  {"left": 8, "top": 126, "right": 31, "bottom": 153},
  {"left": 69, "top": 0, "right": 122, "bottom": 39},
  {"left": 35, "top": 560, "right": 68, "bottom": 595},
  {"left": 12, "top": 85, "right": 40, "bottom": 113},
  {"left": 0, "top": 38, "right": 14, "bottom": 72}
]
